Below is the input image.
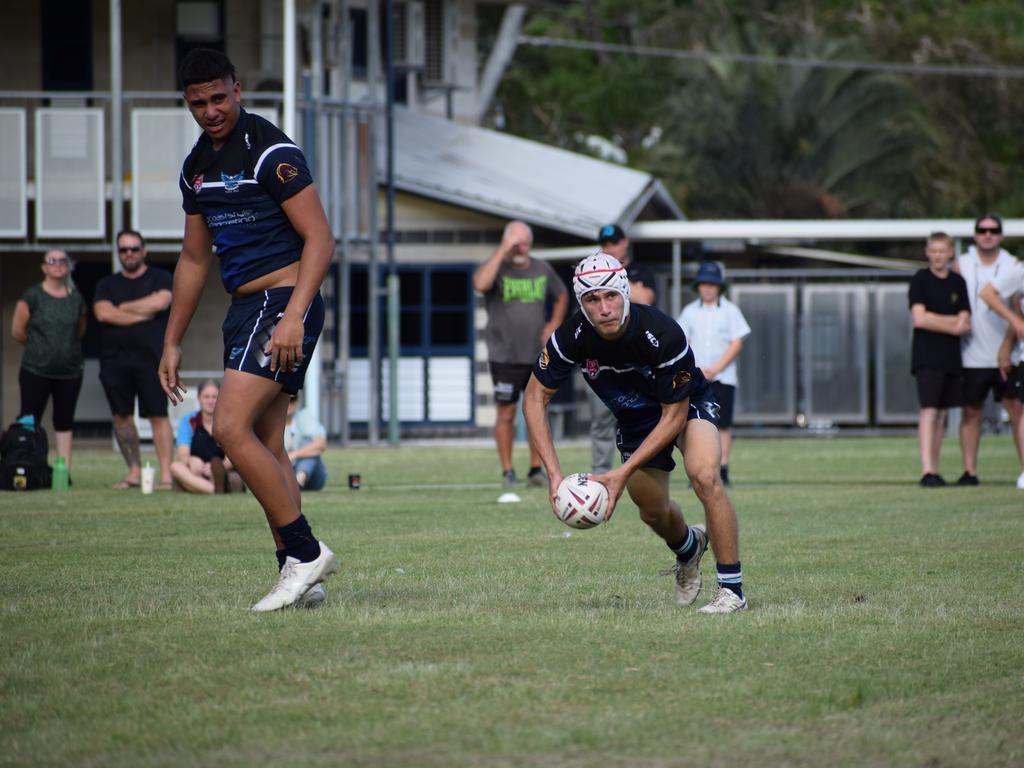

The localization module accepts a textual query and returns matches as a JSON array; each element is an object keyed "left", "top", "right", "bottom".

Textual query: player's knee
[
  {"left": 688, "top": 465, "right": 721, "bottom": 499},
  {"left": 212, "top": 419, "right": 241, "bottom": 449},
  {"left": 637, "top": 501, "right": 672, "bottom": 527}
]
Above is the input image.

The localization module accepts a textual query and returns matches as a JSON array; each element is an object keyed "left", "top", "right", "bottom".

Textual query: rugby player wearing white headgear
[{"left": 523, "top": 252, "right": 749, "bottom": 613}]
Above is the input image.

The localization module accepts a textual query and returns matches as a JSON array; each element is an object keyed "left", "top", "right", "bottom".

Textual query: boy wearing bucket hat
[
  {"left": 677, "top": 262, "right": 751, "bottom": 487},
  {"left": 523, "top": 253, "right": 748, "bottom": 613}
]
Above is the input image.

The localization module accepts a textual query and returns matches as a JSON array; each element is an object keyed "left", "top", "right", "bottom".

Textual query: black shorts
[
  {"left": 223, "top": 288, "right": 324, "bottom": 396},
  {"left": 99, "top": 350, "right": 168, "bottom": 418},
  {"left": 1003, "top": 364, "right": 1024, "bottom": 401},
  {"left": 915, "top": 369, "right": 963, "bottom": 409},
  {"left": 710, "top": 381, "right": 736, "bottom": 428},
  {"left": 490, "top": 362, "right": 533, "bottom": 404},
  {"left": 616, "top": 386, "right": 720, "bottom": 472},
  {"left": 962, "top": 368, "right": 1005, "bottom": 405}
]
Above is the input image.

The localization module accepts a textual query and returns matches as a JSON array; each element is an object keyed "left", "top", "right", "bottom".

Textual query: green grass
[{"left": 2, "top": 436, "right": 1023, "bottom": 767}]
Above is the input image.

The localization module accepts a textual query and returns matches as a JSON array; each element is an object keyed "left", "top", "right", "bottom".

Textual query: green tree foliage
[{"left": 488, "top": 0, "right": 1024, "bottom": 218}]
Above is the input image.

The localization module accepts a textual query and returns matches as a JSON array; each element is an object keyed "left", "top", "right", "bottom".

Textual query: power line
[{"left": 518, "top": 35, "right": 1024, "bottom": 79}]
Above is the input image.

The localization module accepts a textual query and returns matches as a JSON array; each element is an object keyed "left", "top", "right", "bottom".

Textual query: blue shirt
[{"left": 180, "top": 108, "right": 314, "bottom": 292}]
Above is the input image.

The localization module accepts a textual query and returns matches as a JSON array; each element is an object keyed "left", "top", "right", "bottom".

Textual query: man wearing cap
[
  {"left": 473, "top": 220, "right": 569, "bottom": 486},
  {"left": 589, "top": 224, "right": 658, "bottom": 475},
  {"left": 952, "top": 213, "right": 1018, "bottom": 485},
  {"left": 523, "top": 253, "right": 748, "bottom": 613},
  {"left": 677, "top": 261, "right": 751, "bottom": 486}
]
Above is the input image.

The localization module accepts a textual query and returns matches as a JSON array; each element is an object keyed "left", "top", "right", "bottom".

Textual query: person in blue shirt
[
  {"left": 158, "top": 48, "right": 337, "bottom": 612},
  {"left": 523, "top": 253, "right": 748, "bottom": 613},
  {"left": 169, "top": 379, "right": 242, "bottom": 494}
]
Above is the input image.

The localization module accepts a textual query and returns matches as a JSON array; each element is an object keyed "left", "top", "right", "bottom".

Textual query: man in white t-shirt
[
  {"left": 980, "top": 255, "right": 1024, "bottom": 489},
  {"left": 677, "top": 261, "right": 751, "bottom": 486},
  {"left": 952, "top": 213, "right": 1018, "bottom": 485}
]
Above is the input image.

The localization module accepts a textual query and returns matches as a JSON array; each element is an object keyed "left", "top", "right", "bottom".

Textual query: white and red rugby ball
[{"left": 554, "top": 473, "right": 609, "bottom": 529}]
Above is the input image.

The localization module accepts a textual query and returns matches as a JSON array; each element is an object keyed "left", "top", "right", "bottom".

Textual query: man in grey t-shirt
[{"left": 473, "top": 221, "right": 568, "bottom": 486}]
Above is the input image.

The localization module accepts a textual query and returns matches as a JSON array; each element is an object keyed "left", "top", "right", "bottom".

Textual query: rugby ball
[{"left": 554, "top": 473, "right": 609, "bottom": 529}]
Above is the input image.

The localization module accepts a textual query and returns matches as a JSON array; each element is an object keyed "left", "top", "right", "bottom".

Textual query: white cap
[{"left": 572, "top": 251, "right": 631, "bottom": 328}]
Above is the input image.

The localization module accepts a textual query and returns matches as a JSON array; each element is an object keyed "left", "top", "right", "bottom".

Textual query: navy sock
[
  {"left": 668, "top": 526, "right": 698, "bottom": 563},
  {"left": 277, "top": 515, "right": 321, "bottom": 563},
  {"left": 717, "top": 561, "right": 743, "bottom": 598},
  {"left": 275, "top": 549, "right": 287, "bottom": 571}
]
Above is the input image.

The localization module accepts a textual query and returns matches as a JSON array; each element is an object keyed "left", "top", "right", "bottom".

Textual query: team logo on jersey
[
  {"left": 276, "top": 163, "right": 299, "bottom": 183},
  {"left": 672, "top": 370, "right": 691, "bottom": 389},
  {"left": 539, "top": 348, "right": 550, "bottom": 370},
  {"left": 645, "top": 330, "right": 659, "bottom": 347},
  {"left": 574, "top": 324, "right": 583, "bottom": 340},
  {"left": 221, "top": 171, "right": 244, "bottom": 192},
  {"left": 192, "top": 174, "right": 204, "bottom": 193},
  {"left": 586, "top": 359, "right": 600, "bottom": 379},
  {"left": 244, "top": 132, "right": 251, "bottom": 150}
]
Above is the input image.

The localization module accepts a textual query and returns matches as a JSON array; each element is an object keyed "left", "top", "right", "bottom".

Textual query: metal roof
[{"left": 381, "top": 107, "right": 683, "bottom": 238}]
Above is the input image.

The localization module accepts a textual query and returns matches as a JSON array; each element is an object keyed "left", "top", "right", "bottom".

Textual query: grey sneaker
[
  {"left": 294, "top": 583, "right": 326, "bottom": 609},
  {"left": 527, "top": 467, "right": 547, "bottom": 487},
  {"left": 665, "top": 524, "right": 708, "bottom": 606},
  {"left": 502, "top": 469, "right": 519, "bottom": 486},
  {"left": 697, "top": 586, "right": 748, "bottom": 614},
  {"left": 252, "top": 542, "right": 339, "bottom": 612}
]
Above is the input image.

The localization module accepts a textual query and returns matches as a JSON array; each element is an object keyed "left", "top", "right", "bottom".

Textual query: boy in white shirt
[{"left": 677, "top": 262, "right": 751, "bottom": 486}]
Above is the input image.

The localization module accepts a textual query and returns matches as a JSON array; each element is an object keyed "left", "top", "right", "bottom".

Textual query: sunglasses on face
[
  {"left": 118, "top": 245, "right": 143, "bottom": 254},
  {"left": 975, "top": 227, "right": 1002, "bottom": 235},
  {"left": 45, "top": 257, "right": 68, "bottom": 266}
]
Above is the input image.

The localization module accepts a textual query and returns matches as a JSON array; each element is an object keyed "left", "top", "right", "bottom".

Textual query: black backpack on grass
[{"left": 0, "top": 421, "right": 52, "bottom": 491}]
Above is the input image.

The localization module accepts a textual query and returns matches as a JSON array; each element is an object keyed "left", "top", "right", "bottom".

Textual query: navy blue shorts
[
  {"left": 616, "top": 390, "right": 721, "bottom": 472},
  {"left": 222, "top": 287, "right": 324, "bottom": 395}
]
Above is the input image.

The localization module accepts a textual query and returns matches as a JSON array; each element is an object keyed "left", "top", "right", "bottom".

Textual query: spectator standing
[
  {"left": 979, "top": 253, "right": 1024, "bottom": 489},
  {"left": 677, "top": 262, "right": 751, "bottom": 486},
  {"left": 953, "top": 213, "right": 1017, "bottom": 485},
  {"left": 170, "top": 379, "right": 241, "bottom": 494},
  {"left": 473, "top": 220, "right": 568, "bottom": 486},
  {"left": 284, "top": 396, "right": 328, "bottom": 491},
  {"left": 11, "top": 249, "right": 87, "bottom": 472},
  {"left": 909, "top": 233, "right": 971, "bottom": 487},
  {"left": 588, "top": 224, "right": 658, "bottom": 475},
  {"left": 93, "top": 230, "right": 175, "bottom": 490}
]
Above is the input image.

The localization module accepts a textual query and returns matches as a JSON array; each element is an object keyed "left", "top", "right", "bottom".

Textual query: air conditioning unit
[{"left": 395, "top": 1, "right": 425, "bottom": 69}]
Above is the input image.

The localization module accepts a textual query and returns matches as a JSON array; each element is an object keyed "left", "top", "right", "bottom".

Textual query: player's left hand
[
  {"left": 268, "top": 314, "right": 304, "bottom": 372},
  {"left": 589, "top": 468, "right": 628, "bottom": 521},
  {"left": 547, "top": 470, "right": 564, "bottom": 517}
]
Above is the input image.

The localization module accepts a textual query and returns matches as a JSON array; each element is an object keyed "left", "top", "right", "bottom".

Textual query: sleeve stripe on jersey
[
  {"left": 254, "top": 142, "right": 301, "bottom": 176},
  {"left": 550, "top": 333, "right": 575, "bottom": 364},
  {"left": 655, "top": 344, "right": 690, "bottom": 369}
]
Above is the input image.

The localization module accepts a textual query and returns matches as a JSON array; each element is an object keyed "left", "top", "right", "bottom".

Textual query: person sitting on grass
[
  {"left": 170, "top": 379, "right": 242, "bottom": 494},
  {"left": 284, "top": 395, "right": 328, "bottom": 491}
]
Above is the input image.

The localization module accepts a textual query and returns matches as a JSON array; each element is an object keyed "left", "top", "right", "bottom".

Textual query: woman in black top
[{"left": 11, "top": 250, "right": 87, "bottom": 471}]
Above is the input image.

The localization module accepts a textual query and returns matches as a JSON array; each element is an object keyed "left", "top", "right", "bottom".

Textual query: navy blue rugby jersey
[
  {"left": 180, "top": 108, "right": 313, "bottom": 292},
  {"left": 534, "top": 304, "right": 706, "bottom": 435}
]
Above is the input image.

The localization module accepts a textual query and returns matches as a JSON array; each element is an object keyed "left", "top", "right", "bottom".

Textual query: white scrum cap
[{"left": 572, "top": 251, "right": 631, "bottom": 327}]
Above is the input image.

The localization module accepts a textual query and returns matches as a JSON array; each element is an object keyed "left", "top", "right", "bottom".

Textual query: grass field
[{"left": 2, "top": 435, "right": 1023, "bottom": 767}]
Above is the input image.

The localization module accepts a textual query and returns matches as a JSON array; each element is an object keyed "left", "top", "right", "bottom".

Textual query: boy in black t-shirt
[{"left": 908, "top": 232, "right": 971, "bottom": 487}]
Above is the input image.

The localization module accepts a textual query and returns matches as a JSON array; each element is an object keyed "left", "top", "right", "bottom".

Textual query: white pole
[{"left": 283, "top": 0, "right": 321, "bottom": 418}]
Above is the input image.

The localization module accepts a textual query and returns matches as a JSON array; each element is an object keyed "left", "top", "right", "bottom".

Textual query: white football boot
[
  {"left": 698, "top": 585, "right": 748, "bottom": 614},
  {"left": 1016, "top": 471, "right": 1024, "bottom": 490},
  {"left": 252, "top": 542, "right": 338, "bottom": 612},
  {"left": 294, "top": 583, "right": 326, "bottom": 609},
  {"left": 666, "top": 524, "right": 708, "bottom": 606}
]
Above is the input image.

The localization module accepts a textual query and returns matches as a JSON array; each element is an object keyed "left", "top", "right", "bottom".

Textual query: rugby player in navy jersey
[
  {"left": 523, "top": 253, "right": 747, "bottom": 613},
  {"left": 158, "top": 49, "right": 337, "bottom": 612}
]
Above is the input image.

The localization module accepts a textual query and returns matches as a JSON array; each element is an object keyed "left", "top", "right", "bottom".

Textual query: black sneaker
[
  {"left": 919, "top": 473, "right": 946, "bottom": 488},
  {"left": 720, "top": 465, "right": 731, "bottom": 487},
  {"left": 956, "top": 472, "right": 980, "bottom": 486},
  {"left": 502, "top": 469, "right": 519, "bottom": 486},
  {"left": 526, "top": 466, "right": 547, "bottom": 487}
]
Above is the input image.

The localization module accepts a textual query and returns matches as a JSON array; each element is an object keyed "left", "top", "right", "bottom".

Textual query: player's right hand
[
  {"left": 590, "top": 469, "right": 627, "bottom": 521},
  {"left": 158, "top": 345, "right": 187, "bottom": 404}
]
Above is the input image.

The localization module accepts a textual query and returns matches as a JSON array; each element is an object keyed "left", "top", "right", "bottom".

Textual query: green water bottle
[{"left": 52, "top": 456, "right": 69, "bottom": 492}]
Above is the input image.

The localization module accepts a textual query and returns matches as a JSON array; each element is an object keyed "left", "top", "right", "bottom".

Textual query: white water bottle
[{"left": 141, "top": 462, "right": 155, "bottom": 495}]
